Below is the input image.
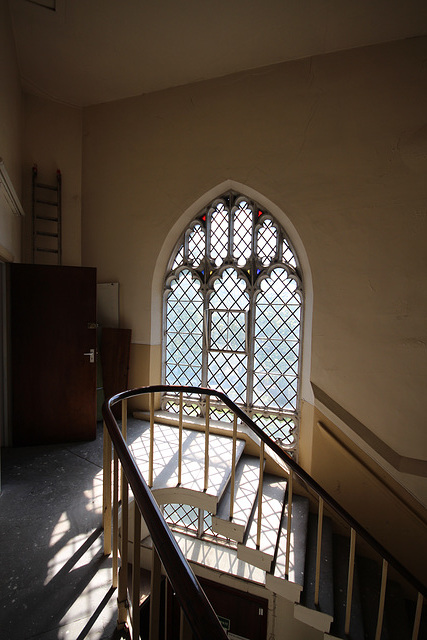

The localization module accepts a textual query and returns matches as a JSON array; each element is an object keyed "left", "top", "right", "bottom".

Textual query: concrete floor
[{"left": 0, "top": 420, "right": 146, "bottom": 640}]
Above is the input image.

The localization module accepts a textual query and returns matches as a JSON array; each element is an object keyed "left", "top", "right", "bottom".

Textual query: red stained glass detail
[
  {"left": 258, "top": 210, "right": 263, "bottom": 217},
  {"left": 202, "top": 214, "right": 206, "bottom": 221}
]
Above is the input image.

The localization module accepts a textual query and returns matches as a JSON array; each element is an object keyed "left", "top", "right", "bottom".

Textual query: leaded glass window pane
[
  {"left": 208, "top": 351, "right": 247, "bottom": 404},
  {"left": 188, "top": 224, "right": 205, "bottom": 267},
  {"left": 257, "top": 218, "right": 278, "bottom": 265},
  {"left": 163, "top": 192, "right": 303, "bottom": 455},
  {"left": 209, "top": 310, "right": 247, "bottom": 353},
  {"left": 210, "top": 202, "right": 229, "bottom": 265},
  {"left": 165, "top": 269, "right": 203, "bottom": 387},
  {"left": 172, "top": 244, "right": 184, "bottom": 269},
  {"left": 283, "top": 237, "right": 297, "bottom": 267},
  {"left": 210, "top": 267, "right": 248, "bottom": 310},
  {"left": 253, "top": 268, "right": 301, "bottom": 411},
  {"left": 233, "top": 200, "right": 253, "bottom": 266},
  {"left": 163, "top": 504, "right": 198, "bottom": 533},
  {"left": 252, "top": 413, "right": 296, "bottom": 449}
]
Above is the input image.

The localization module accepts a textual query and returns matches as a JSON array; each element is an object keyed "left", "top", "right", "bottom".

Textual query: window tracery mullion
[{"left": 245, "top": 287, "right": 256, "bottom": 414}]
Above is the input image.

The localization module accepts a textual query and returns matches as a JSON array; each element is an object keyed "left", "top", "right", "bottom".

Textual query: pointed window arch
[{"left": 163, "top": 192, "right": 303, "bottom": 454}]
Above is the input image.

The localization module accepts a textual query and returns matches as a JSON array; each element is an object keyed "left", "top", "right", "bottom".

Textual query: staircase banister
[
  {"left": 108, "top": 384, "right": 427, "bottom": 599},
  {"left": 102, "top": 397, "right": 228, "bottom": 640}
]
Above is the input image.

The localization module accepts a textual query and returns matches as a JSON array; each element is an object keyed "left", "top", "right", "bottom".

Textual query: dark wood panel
[
  {"left": 100, "top": 327, "right": 131, "bottom": 399},
  {"left": 165, "top": 576, "right": 268, "bottom": 639},
  {"left": 100, "top": 327, "right": 131, "bottom": 417},
  {"left": 10, "top": 264, "right": 97, "bottom": 445}
]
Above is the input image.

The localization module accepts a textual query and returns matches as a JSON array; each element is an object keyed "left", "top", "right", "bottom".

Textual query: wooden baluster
[
  {"left": 103, "top": 422, "right": 112, "bottom": 556},
  {"left": 178, "top": 392, "right": 183, "bottom": 486},
  {"left": 345, "top": 528, "right": 356, "bottom": 635},
  {"left": 375, "top": 559, "right": 388, "bottom": 640},
  {"left": 117, "top": 476, "right": 129, "bottom": 629},
  {"left": 149, "top": 392, "right": 154, "bottom": 487},
  {"left": 204, "top": 394, "right": 210, "bottom": 492},
  {"left": 412, "top": 592, "right": 423, "bottom": 640},
  {"left": 121, "top": 397, "right": 127, "bottom": 439},
  {"left": 285, "top": 471, "right": 293, "bottom": 578},
  {"left": 118, "top": 398, "right": 129, "bottom": 627},
  {"left": 229, "top": 413, "right": 237, "bottom": 520},
  {"left": 112, "top": 450, "right": 119, "bottom": 587},
  {"left": 314, "top": 497, "right": 324, "bottom": 607},
  {"left": 132, "top": 507, "right": 141, "bottom": 640},
  {"left": 256, "top": 441, "right": 265, "bottom": 549},
  {"left": 150, "top": 547, "right": 162, "bottom": 640}
]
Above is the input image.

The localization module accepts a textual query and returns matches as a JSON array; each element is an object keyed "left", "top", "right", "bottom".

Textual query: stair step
[
  {"left": 128, "top": 422, "right": 246, "bottom": 513},
  {"left": 295, "top": 512, "right": 334, "bottom": 633},
  {"left": 265, "top": 493, "right": 309, "bottom": 603},
  {"left": 139, "top": 531, "right": 266, "bottom": 586},
  {"left": 211, "top": 454, "right": 261, "bottom": 543},
  {"left": 328, "top": 534, "right": 364, "bottom": 640},
  {"left": 237, "top": 473, "right": 287, "bottom": 572}
]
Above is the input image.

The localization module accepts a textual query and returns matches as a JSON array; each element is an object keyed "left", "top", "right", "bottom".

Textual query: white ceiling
[{"left": 8, "top": 0, "right": 427, "bottom": 107}]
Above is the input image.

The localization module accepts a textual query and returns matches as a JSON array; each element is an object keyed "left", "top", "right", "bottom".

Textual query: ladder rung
[
  {"left": 32, "top": 168, "right": 61, "bottom": 265},
  {"left": 35, "top": 248, "right": 59, "bottom": 254},
  {"left": 36, "top": 231, "right": 59, "bottom": 238},
  {"left": 35, "top": 199, "right": 59, "bottom": 206},
  {"left": 35, "top": 215, "right": 59, "bottom": 222},
  {"left": 36, "top": 183, "right": 58, "bottom": 191}
]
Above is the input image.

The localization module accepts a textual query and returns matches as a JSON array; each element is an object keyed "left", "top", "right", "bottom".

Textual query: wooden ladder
[{"left": 32, "top": 165, "right": 62, "bottom": 264}]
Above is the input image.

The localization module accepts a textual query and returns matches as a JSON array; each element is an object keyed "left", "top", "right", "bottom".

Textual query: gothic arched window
[{"left": 163, "top": 192, "right": 303, "bottom": 454}]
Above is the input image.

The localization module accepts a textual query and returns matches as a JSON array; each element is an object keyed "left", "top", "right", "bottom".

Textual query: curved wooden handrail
[
  {"left": 106, "top": 384, "right": 427, "bottom": 600},
  {"left": 102, "top": 396, "right": 228, "bottom": 640}
]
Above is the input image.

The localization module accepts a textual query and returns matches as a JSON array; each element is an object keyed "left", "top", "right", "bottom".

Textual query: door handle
[{"left": 84, "top": 348, "right": 96, "bottom": 363}]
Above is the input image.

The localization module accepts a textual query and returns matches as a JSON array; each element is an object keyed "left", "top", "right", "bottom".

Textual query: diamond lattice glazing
[
  {"left": 164, "top": 193, "right": 303, "bottom": 456},
  {"left": 257, "top": 218, "right": 277, "bottom": 265},
  {"left": 210, "top": 202, "right": 229, "bottom": 265},
  {"left": 163, "top": 504, "right": 198, "bottom": 532},
  {"left": 165, "top": 270, "right": 203, "bottom": 386},
  {"left": 188, "top": 224, "right": 205, "bottom": 267},
  {"left": 233, "top": 201, "right": 253, "bottom": 266},
  {"left": 253, "top": 268, "right": 301, "bottom": 411}
]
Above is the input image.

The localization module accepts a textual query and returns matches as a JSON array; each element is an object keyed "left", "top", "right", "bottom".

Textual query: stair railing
[
  {"left": 103, "top": 384, "right": 426, "bottom": 640},
  {"left": 102, "top": 393, "right": 228, "bottom": 640}
]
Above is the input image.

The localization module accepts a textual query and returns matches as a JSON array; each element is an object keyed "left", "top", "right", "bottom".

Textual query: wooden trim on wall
[
  {"left": 312, "top": 383, "right": 427, "bottom": 478},
  {"left": 317, "top": 420, "right": 427, "bottom": 527}
]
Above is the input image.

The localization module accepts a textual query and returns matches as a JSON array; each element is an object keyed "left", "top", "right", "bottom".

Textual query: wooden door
[
  {"left": 165, "top": 577, "right": 268, "bottom": 639},
  {"left": 10, "top": 264, "right": 97, "bottom": 445},
  {"left": 100, "top": 327, "right": 131, "bottom": 417}
]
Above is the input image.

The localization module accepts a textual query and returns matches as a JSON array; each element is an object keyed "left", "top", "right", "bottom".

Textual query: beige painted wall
[
  {"left": 21, "top": 93, "right": 83, "bottom": 266},
  {"left": 82, "top": 35, "right": 426, "bottom": 466},
  {"left": 0, "top": 0, "right": 23, "bottom": 261},
  {"left": 80, "top": 37, "right": 427, "bottom": 558},
  {"left": 310, "top": 405, "right": 427, "bottom": 585}
]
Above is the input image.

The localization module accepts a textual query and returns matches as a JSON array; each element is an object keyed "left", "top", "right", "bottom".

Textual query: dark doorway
[{"left": 163, "top": 576, "right": 268, "bottom": 640}]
